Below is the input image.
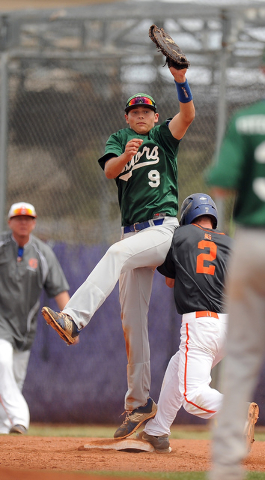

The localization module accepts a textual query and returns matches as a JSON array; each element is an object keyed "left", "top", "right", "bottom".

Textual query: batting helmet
[{"left": 179, "top": 193, "right": 218, "bottom": 229}]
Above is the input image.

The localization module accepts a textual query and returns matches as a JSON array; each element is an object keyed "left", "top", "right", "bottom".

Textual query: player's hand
[
  {"left": 124, "top": 138, "right": 143, "bottom": 160},
  {"left": 104, "top": 138, "right": 143, "bottom": 179},
  {"left": 170, "top": 67, "right": 187, "bottom": 83},
  {"left": 166, "top": 277, "right": 175, "bottom": 288}
]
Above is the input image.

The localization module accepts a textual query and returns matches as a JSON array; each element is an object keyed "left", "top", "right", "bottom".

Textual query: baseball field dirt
[{"left": 0, "top": 435, "right": 265, "bottom": 479}]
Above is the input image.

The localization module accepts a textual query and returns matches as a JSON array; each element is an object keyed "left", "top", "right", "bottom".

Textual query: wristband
[{"left": 175, "top": 79, "right": 193, "bottom": 103}]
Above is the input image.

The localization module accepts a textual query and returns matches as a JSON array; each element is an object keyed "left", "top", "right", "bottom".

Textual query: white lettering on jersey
[
  {"left": 119, "top": 146, "right": 159, "bottom": 182},
  {"left": 252, "top": 143, "right": 265, "bottom": 200},
  {"left": 253, "top": 178, "right": 265, "bottom": 201},
  {"left": 255, "top": 141, "right": 265, "bottom": 164},
  {"left": 236, "top": 115, "right": 265, "bottom": 134},
  {"left": 148, "top": 170, "right": 160, "bottom": 187}
]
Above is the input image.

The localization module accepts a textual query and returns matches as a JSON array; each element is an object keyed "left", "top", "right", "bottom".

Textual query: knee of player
[
  {"left": 107, "top": 239, "right": 131, "bottom": 263},
  {"left": 183, "top": 398, "right": 197, "bottom": 415},
  {"left": 107, "top": 241, "right": 122, "bottom": 257},
  {"left": 0, "top": 354, "right": 10, "bottom": 369},
  {"left": 182, "top": 389, "right": 202, "bottom": 416}
]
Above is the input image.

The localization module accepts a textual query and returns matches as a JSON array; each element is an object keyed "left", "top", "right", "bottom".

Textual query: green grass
[
  {"left": 84, "top": 473, "right": 208, "bottom": 479},
  {"left": 28, "top": 423, "right": 115, "bottom": 437},
  {"left": 27, "top": 423, "right": 265, "bottom": 442},
  {"left": 27, "top": 424, "right": 210, "bottom": 438},
  {"left": 247, "top": 475, "right": 265, "bottom": 479},
  {"left": 51, "top": 472, "right": 265, "bottom": 479}
]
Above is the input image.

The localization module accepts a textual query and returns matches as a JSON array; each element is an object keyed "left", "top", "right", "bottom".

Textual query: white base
[{"left": 79, "top": 438, "right": 155, "bottom": 452}]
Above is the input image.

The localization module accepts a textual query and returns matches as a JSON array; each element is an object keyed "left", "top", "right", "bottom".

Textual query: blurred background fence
[{"left": 1, "top": 0, "right": 265, "bottom": 425}]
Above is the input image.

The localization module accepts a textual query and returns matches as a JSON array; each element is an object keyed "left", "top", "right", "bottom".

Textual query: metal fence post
[
  {"left": 0, "top": 51, "right": 8, "bottom": 232},
  {"left": 213, "top": 10, "right": 231, "bottom": 232},
  {"left": 210, "top": 11, "right": 231, "bottom": 390}
]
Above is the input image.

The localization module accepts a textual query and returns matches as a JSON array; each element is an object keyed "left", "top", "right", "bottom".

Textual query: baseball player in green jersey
[
  {"left": 206, "top": 99, "right": 265, "bottom": 479},
  {"left": 0, "top": 202, "right": 70, "bottom": 434},
  {"left": 42, "top": 65, "right": 195, "bottom": 438}
]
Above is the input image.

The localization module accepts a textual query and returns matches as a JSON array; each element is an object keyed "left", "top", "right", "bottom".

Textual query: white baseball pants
[
  {"left": 64, "top": 217, "right": 178, "bottom": 410},
  {"left": 0, "top": 339, "right": 30, "bottom": 433},
  {"left": 144, "top": 311, "right": 227, "bottom": 436},
  {"left": 210, "top": 227, "right": 265, "bottom": 480}
]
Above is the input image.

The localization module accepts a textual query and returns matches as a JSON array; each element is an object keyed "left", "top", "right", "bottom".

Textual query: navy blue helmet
[{"left": 179, "top": 193, "right": 218, "bottom": 229}]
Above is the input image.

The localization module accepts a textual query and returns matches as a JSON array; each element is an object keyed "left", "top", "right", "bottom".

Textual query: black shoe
[
  {"left": 42, "top": 307, "right": 79, "bottom": 345},
  {"left": 136, "top": 431, "right": 171, "bottom": 453},
  {"left": 114, "top": 397, "right": 157, "bottom": 439},
  {"left": 10, "top": 424, "right": 27, "bottom": 434}
]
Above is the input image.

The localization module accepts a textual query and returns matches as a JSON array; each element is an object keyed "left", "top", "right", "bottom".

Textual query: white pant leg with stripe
[
  {"left": 179, "top": 312, "right": 227, "bottom": 418},
  {"left": 144, "top": 311, "right": 227, "bottom": 436},
  {"left": 144, "top": 350, "right": 184, "bottom": 436},
  {"left": 0, "top": 339, "right": 30, "bottom": 433}
]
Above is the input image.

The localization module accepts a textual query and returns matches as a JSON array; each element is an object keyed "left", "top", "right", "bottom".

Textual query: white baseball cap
[{"left": 8, "top": 202, "right": 37, "bottom": 219}]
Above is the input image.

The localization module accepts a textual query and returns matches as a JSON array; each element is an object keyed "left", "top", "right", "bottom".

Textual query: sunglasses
[{"left": 126, "top": 96, "right": 156, "bottom": 109}]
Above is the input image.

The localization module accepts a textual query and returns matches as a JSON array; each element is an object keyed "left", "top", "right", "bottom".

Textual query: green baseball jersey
[
  {"left": 98, "top": 121, "right": 180, "bottom": 226},
  {"left": 206, "top": 100, "right": 265, "bottom": 226},
  {"left": 0, "top": 232, "right": 69, "bottom": 351}
]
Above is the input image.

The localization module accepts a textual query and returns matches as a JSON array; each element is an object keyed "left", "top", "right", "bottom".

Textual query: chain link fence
[
  {"left": 3, "top": 52, "right": 264, "bottom": 244},
  {"left": 1, "top": 13, "right": 265, "bottom": 423}
]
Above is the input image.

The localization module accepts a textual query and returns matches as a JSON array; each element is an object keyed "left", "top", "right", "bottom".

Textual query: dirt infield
[{"left": 0, "top": 435, "right": 265, "bottom": 479}]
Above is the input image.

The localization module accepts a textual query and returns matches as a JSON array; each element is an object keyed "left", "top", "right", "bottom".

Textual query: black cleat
[
  {"left": 136, "top": 431, "right": 171, "bottom": 453},
  {"left": 10, "top": 424, "right": 27, "bottom": 434}
]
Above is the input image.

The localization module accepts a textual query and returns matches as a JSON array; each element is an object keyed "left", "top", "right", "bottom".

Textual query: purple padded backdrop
[{"left": 23, "top": 242, "right": 263, "bottom": 426}]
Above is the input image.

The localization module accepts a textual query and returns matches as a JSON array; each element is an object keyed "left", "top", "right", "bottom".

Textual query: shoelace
[{"left": 119, "top": 411, "right": 131, "bottom": 424}]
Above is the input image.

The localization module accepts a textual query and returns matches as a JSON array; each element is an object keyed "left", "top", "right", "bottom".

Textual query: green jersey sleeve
[
  {"left": 206, "top": 100, "right": 265, "bottom": 226},
  {"left": 98, "top": 131, "right": 124, "bottom": 170},
  {"left": 206, "top": 114, "right": 246, "bottom": 189}
]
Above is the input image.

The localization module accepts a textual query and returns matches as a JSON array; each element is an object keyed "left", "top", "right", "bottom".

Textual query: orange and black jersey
[{"left": 157, "top": 224, "right": 233, "bottom": 315}]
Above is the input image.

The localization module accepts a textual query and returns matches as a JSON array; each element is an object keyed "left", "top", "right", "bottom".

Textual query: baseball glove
[{"left": 149, "top": 24, "right": 190, "bottom": 70}]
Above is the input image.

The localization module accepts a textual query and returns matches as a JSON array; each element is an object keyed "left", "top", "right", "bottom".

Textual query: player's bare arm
[
  {"left": 105, "top": 138, "right": 143, "bottom": 179},
  {"left": 165, "top": 277, "right": 175, "bottom": 288},
  {"left": 149, "top": 25, "right": 194, "bottom": 140},
  {"left": 54, "top": 291, "right": 70, "bottom": 310},
  {"left": 168, "top": 67, "right": 195, "bottom": 140}
]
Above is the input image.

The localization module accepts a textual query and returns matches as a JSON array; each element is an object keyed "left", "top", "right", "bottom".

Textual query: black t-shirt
[{"left": 157, "top": 224, "right": 233, "bottom": 314}]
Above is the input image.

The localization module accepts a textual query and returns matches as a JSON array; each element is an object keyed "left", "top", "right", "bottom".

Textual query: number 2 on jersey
[{"left": 196, "top": 240, "right": 217, "bottom": 275}]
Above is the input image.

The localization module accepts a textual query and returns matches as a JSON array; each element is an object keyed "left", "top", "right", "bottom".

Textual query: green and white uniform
[
  {"left": 0, "top": 232, "right": 69, "bottom": 433},
  {"left": 64, "top": 120, "right": 180, "bottom": 411},
  {"left": 207, "top": 100, "right": 265, "bottom": 226},
  {"left": 207, "top": 100, "right": 265, "bottom": 480},
  {"left": 99, "top": 121, "right": 179, "bottom": 225}
]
